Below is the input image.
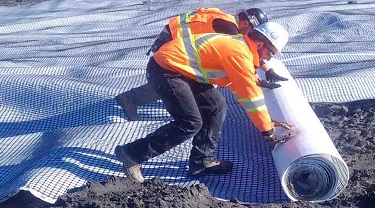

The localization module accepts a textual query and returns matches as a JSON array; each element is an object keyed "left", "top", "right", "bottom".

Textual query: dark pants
[
  {"left": 115, "top": 25, "right": 172, "bottom": 115},
  {"left": 126, "top": 57, "right": 227, "bottom": 168},
  {"left": 117, "top": 82, "right": 160, "bottom": 106}
]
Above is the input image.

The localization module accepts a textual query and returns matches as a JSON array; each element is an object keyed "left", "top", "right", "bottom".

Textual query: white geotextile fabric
[
  {"left": 259, "top": 59, "right": 349, "bottom": 202},
  {"left": 0, "top": 0, "right": 374, "bottom": 204}
]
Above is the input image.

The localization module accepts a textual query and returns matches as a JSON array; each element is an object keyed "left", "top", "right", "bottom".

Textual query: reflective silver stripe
[
  {"left": 194, "top": 34, "right": 221, "bottom": 82},
  {"left": 179, "top": 11, "right": 196, "bottom": 37},
  {"left": 206, "top": 70, "right": 227, "bottom": 79},
  {"left": 242, "top": 99, "right": 266, "bottom": 111},
  {"left": 195, "top": 34, "right": 217, "bottom": 48},
  {"left": 237, "top": 95, "right": 267, "bottom": 112},
  {"left": 183, "top": 33, "right": 245, "bottom": 83},
  {"left": 182, "top": 34, "right": 205, "bottom": 82}
]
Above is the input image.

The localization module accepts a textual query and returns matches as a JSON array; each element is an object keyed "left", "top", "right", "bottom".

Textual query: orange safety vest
[
  {"left": 168, "top": 8, "right": 260, "bottom": 68},
  {"left": 169, "top": 8, "right": 237, "bottom": 39},
  {"left": 153, "top": 33, "right": 272, "bottom": 133}
]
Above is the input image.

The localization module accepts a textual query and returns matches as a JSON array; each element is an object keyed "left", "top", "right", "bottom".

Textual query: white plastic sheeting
[
  {"left": 1, "top": 0, "right": 374, "bottom": 205},
  {"left": 259, "top": 59, "right": 349, "bottom": 202}
]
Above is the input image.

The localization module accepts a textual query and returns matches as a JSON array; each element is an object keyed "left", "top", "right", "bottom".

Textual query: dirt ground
[
  {"left": 1, "top": 99, "right": 374, "bottom": 208},
  {"left": 0, "top": 0, "right": 47, "bottom": 6}
]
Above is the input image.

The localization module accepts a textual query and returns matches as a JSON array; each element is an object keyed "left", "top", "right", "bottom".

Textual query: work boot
[
  {"left": 187, "top": 160, "right": 233, "bottom": 178},
  {"left": 114, "top": 145, "right": 144, "bottom": 183},
  {"left": 115, "top": 94, "right": 140, "bottom": 121}
]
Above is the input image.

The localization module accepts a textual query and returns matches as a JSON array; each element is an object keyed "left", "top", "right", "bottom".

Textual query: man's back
[
  {"left": 154, "top": 33, "right": 253, "bottom": 87},
  {"left": 169, "top": 8, "right": 240, "bottom": 39}
]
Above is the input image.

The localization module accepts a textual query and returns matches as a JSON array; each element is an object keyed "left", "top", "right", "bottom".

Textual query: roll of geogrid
[{"left": 259, "top": 59, "right": 349, "bottom": 202}]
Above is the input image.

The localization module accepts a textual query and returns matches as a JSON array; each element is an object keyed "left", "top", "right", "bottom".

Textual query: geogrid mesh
[{"left": 0, "top": 0, "right": 374, "bottom": 204}]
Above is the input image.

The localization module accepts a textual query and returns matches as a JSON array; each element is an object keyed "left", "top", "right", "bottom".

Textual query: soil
[{"left": 0, "top": 0, "right": 48, "bottom": 7}]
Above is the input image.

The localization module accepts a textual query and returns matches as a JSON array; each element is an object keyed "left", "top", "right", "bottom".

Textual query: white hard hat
[{"left": 254, "top": 22, "right": 289, "bottom": 54}]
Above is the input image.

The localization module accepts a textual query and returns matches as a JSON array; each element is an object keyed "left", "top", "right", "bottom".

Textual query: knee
[
  {"left": 217, "top": 96, "right": 227, "bottom": 111},
  {"left": 191, "top": 116, "right": 203, "bottom": 132},
  {"left": 183, "top": 116, "right": 203, "bottom": 134},
  {"left": 216, "top": 95, "right": 227, "bottom": 118}
]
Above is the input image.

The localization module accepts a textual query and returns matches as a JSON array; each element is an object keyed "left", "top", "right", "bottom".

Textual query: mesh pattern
[{"left": 1, "top": 0, "right": 374, "bottom": 204}]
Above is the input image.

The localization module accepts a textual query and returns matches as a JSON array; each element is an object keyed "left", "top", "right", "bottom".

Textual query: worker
[
  {"left": 116, "top": 8, "right": 287, "bottom": 121},
  {"left": 115, "top": 21, "right": 295, "bottom": 183}
]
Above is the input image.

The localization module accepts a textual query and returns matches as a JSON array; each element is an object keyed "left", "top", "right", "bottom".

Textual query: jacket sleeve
[{"left": 222, "top": 54, "right": 274, "bottom": 136}]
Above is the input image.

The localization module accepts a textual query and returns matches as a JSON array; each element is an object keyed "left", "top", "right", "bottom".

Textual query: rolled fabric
[{"left": 257, "top": 59, "right": 349, "bottom": 202}]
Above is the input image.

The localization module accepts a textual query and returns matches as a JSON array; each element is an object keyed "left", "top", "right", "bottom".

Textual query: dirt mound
[{"left": 53, "top": 177, "right": 243, "bottom": 208}]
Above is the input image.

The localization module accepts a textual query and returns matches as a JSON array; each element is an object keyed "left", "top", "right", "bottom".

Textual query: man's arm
[
  {"left": 222, "top": 54, "right": 274, "bottom": 136},
  {"left": 223, "top": 54, "right": 295, "bottom": 149}
]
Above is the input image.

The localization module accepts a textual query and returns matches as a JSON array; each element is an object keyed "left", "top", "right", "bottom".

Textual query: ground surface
[
  {"left": 1, "top": 100, "right": 373, "bottom": 208},
  {"left": 0, "top": 1, "right": 374, "bottom": 207},
  {"left": 0, "top": 0, "right": 47, "bottom": 6}
]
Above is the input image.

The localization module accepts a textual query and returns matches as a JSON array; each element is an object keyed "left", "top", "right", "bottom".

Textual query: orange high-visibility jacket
[
  {"left": 153, "top": 33, "right": 273, "bottom": 134},
  {"left": 169, "top": 8, "right": 236, "bottom": 38},
  {"left": 168, "top": 8, "right": 260, "bottom": 68}
]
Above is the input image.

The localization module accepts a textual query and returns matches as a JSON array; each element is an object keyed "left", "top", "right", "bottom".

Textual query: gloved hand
[
  {"left": 257, "top": 79, "right": 281, "bottom": 89},
  {"left": 264, "top": 120, "right": 295, "bottom": 150},
  {"left": 265, "top": 68, "right": 288, "bottom": 82},
  {"left": 272, "top": 119, "right": 293, "bottom": 130}
]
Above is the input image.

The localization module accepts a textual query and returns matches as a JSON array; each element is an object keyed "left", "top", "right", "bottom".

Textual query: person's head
[
  {"left": 237, "top": 8, "right": 268, "bottom": 35},
  {"left": 249, "top": 22, "right": 289, "bottom": 61}
]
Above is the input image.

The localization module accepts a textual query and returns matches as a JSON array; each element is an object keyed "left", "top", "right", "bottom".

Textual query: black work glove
[
  {"left": 257, "top": 79, "right": 281, "bottom": 89},
  {"left": 265, "top": 68, "right": 288, "bottom": 82}
]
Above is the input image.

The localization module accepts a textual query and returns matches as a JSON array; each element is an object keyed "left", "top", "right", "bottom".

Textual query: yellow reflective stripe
[
  {"left": 196, "top": 34, "right": 231, "bottom": 82},
  {"left": 183, "top": 35, "right": 206, "bottom": 82},
  {"left": 246, "top": 105, "right": 267, "bottom": 113},
  {"left": 176, "top": 15, "right": 183, "bottom": 36},
  {"left": 242, "top": 99, "right": 266, "bottom": 110},
  {"left": 190, "top": 35, "right": 205, "bottom": 82},
  {"left": 182, "top": 33, "right": 247, "bottom": 83},
  {"left": 196, "top": 35, "right": 212, "bottom": 82},
  {"left": 238, "top": 95, "right": 266, "bottom": 112},
  {"left": 196, "top": 35, "right": 215, "bottom": 50},
  {"left": 195, "top": 34, "right": 218, "bottom": 82},
  {"left": 179, "top": 11, "right": 196, "bottom": 37},
  {"left": 238, "top": 94, "right": 264, "bottom": 102}
]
